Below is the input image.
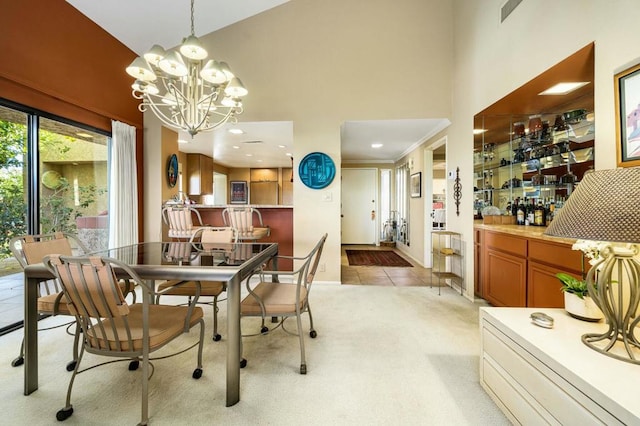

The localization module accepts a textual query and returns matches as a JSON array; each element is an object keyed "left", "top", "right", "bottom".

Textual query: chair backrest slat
[{"left": 45, "top": 255, "right": 133, "bottom": 352}]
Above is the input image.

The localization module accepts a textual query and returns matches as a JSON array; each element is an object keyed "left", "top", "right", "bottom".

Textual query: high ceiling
[{"left": 65, "top": 0, "right": 449, "bottom": 168}]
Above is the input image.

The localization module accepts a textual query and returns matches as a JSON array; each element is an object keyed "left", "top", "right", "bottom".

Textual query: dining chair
[
  {"left": 9, "top": 232, "right": 137, "bottom": 371},
  {"left": 222, "top": 207, "right": 270, "bottom": 241},
  {"left": 157, "top": 226, "right": 238, "bottom": 341},
  {"left": 43, "top": 254, "right": 205, "bottom": 425},
  {"left": 162, "top": 205, "right": 204, "bottom": 240},
  {"left": 9, "top": 233, "right": 86, "bottom": 371},
  {"left": 240, "top": 233, "right": 327, "bottom": 374}
]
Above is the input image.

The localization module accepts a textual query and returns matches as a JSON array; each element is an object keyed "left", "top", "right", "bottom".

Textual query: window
[{"left": 0, "top": 101, "right": 110, "bottom": 334}]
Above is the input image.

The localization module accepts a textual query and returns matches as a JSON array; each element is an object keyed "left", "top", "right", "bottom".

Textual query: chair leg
[
  {"left": 296, "top": 312, "right": 307, "bottom": 375},
  {"left": 307, "top": 304, "right": 317, "bottom": 339},
  {"left": 212, "top": 295, "right": 221, "bottom": 341},
  {"left": 66, "top": 322, "right": 81, "bottom": 372},
  {"left": 11, "top": 339, "right": 25, "bottom": 367},
  {"left": 193, "top": 318, "right": 205, "bottom": 379},
  {"left": 56, "top": 345, "right": 86, "bottom": 421}
]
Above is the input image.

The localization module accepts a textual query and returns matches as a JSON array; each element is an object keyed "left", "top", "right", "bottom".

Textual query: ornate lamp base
[{"left": 582, "top": 244, "right": 640, "bottom": 364}]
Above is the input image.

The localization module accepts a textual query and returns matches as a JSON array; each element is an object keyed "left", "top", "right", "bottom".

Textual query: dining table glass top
[{"left": 91, "top": 241, "right": 274, "bottom": 268}]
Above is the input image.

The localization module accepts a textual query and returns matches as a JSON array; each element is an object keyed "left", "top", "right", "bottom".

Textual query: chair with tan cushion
[
  {"left": 44, "top": 254, "right": 205, "bottom": 425},
  {"left": 157, "top": 226, "right": 238, "bottom": 341},
  {"left": 222, "top": 207, "right": 270, "bottom": 241},
  {"left": 9, "top": 232, "right": 136, "bottom": 371},
  {"left": 162, "top": 205, "right": 204, "bottom": 240},
  {"left": 240, "top": 233, "right": 327, "bottom": 374}
]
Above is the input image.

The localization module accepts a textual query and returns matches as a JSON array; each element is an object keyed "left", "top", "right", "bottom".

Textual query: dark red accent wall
[{"left": 0, "top": 0, "right": 145, "bottom": 238}]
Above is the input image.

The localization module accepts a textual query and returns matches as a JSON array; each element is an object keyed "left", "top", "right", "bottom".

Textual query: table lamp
[{"left": 545, "top": 167, "right": 640, "bottom": 364}]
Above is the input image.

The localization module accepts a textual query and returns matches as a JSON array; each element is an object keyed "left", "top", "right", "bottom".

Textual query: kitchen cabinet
[
  {"left": 250, "top": 181, "right": 278, "bottom": 205},
  {"left": 478, "top": 225, "right": 583, "bottom": 308},
  {"left": 186, "top": 154, "right": 213, "bottom": 196}
]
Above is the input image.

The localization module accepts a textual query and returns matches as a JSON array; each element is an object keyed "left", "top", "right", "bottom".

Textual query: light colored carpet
[{"left": 0, "top": 285, "right": 509, "bottom": 425}]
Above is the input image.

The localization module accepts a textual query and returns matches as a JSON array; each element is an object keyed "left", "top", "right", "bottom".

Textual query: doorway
[
  {"left": 423, "top": 139, "right": 447, "bottom": 268},
  {"left": 341, "top": 168, "right": 378, "bottom": 244}
]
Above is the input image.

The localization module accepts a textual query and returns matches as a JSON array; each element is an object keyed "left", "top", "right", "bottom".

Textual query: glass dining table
[{"left": 22, "top": 241, "right": 278, "bottom": 407}]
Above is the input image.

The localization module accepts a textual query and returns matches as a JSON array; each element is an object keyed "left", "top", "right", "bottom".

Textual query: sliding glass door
[{"left": 0, "top": 101, "right": 110, "bottom": 334}]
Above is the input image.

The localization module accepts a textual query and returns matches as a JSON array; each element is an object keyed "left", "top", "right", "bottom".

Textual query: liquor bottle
[
  {"left": 512, "top": 197, "right": 519, "bottom": 217},
  {"left": 547, "top": 198, "right": 555, "bottom": 223},
  {"left": 516, "top": 201, "right": 526, "bottom": 225},
  {"left": 534, "top": 199, "right": 546, "bottom": 226}
]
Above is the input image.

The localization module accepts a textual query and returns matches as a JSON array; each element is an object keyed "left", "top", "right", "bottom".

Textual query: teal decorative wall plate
[{"left": 298, "top": 152, "right": 335, "bottom": 189}]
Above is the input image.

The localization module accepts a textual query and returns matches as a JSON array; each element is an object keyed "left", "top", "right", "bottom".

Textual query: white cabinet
[
  {"left": 431, "top": 231, "right": 464, "bottom": 295},
  {"left": 480, "top": 307, "right": 639, "bottom": 425}
]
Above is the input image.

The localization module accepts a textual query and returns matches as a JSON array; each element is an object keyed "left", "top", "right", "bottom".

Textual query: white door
[{"left": 341, "top": 168, "right": 377, "bottom": 244}]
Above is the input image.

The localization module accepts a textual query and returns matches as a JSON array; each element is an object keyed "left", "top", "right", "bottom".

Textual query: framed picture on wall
[
  {"left": 615, "top": 62, "right": 640, "bottom": 167},
  {"left": 230, "top": 181, "right": 248, "bottom": 204},
  {"left": 410, "top": 172, "right": 421, "bottom": 198}
]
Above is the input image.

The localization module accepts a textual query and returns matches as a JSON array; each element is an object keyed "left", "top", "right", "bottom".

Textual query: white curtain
[{"left": 108, "top": 120, "right": 138, "bottom": 249}]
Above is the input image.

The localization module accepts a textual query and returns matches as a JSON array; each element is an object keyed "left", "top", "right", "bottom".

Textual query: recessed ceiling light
[
  {"left": 228, "top": 128, "right": 244, "bottom": 134},
  {"left": 473, "top": 129, "right": 486, "bottom": 135},
  {"left": 539, "top": 82, "right": 589, "bottom": 95},
  {"left": 285, "top": 152, "right": 292, "bottom": 157},
  {"left": 76, "top": 132, "right": 93, "bottom": 138},
  {"left": 371, "top": 143, "right": 383, "bottom": 149},
  {"left": 245, "top": 153, "right": 253, "bottom": 157},
  {"left": 178, "top": 139, "right": 188, "bottom": 144},
  {"left": 278, "top": 145, "right": 286, "bottom": 148},
  {"left": 232, "top": 145, "right": 240, "bottom": 149},
  {"left": 257, "top": 159, "right": 263, "bottom": 162}
]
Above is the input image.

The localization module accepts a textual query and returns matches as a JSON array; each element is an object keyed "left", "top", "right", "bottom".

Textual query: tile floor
[{"left": 341, "top": 244, "right": 434, "bottom": 286}]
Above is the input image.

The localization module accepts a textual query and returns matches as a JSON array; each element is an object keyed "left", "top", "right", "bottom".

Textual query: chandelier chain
[{"left": 190, "top": 0, "right": 195, "bottom": 36}]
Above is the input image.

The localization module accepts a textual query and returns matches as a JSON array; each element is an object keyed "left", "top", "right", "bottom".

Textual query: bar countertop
[{"left": 474, "top": 220, "right": 578, "bottom": 245}]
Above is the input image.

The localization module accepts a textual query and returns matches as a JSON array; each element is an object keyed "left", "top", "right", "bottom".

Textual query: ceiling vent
[
  {"left": 242, "top": 140, "right": 264, "bottom": 144},
  {"left": 501, "top": 0, "right": 523, "bottom": 23}
]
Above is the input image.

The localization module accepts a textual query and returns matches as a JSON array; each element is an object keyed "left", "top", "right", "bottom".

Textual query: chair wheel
[
  {"left": 260, "top": 326, "right": 269, "bottom": 334},
  {"left": 56, "top": 407, "right": 73, "bottom": 421},
  {"left": 192, "top": 368, "right": 203, "bottom": 379},
  {"left": 240, "top": 358, "right": 247, "bottom": 369},
  {"left": 11, "top": 356, "right": 24, "bottom": 367},
  {"left": 66, "top": 360, "right": 77, "bottom": 372},
  {"left": 300, "top": 364, "right": 307, "bottom": 375},
  {"left": 128, "top": 360, "right": 140, "bottom": 371},
  {"left": 309, "top": 330, "right": 317, "bottom": 338},
  {"left": 212, "top": 334, "right": 222, "bottom": 342}
]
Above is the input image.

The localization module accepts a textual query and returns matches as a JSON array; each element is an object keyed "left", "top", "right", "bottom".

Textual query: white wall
[
  {"left": 143, "top": 0, "right": 454, "bottom": 282},
  {"left": 449, "top": 0, "right": 640, "bottom": 298}
]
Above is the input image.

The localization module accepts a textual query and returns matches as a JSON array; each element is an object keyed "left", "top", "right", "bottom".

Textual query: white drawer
[{"left": 482, "top": 323, "right": 616, "bottom": 425}]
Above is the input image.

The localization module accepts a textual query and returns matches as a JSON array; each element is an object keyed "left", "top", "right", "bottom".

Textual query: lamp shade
[
  {"left": 180, "top": 35, "right": 208, "bottom": 60},
  {"left": 544, "top": 167, "right": 640, "bottom": 243},
  {"left": 158, "top": 51, "right": 188, "bottom": 77},
  {"left": 143, "top": 44, "right": 166, "bottom": 66},
  {"left": 126, "top": 57, "right": 156, "bottom": 82},
  {"left": 225, "top": 77, "right": 248, "bottom": 97}
]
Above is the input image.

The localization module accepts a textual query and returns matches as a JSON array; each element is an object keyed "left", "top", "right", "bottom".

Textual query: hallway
[{"left": 340, "top": 244, "right": 434, "bottom": 286}]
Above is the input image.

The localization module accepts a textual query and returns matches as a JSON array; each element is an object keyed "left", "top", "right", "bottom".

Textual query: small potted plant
[{"left": 556, "top": 240, "right": 605, "bottom": 321}]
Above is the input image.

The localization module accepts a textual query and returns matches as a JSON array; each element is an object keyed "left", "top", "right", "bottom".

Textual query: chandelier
[{"left": 125, "top": 0, "right": 247, "bottom": 136}]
